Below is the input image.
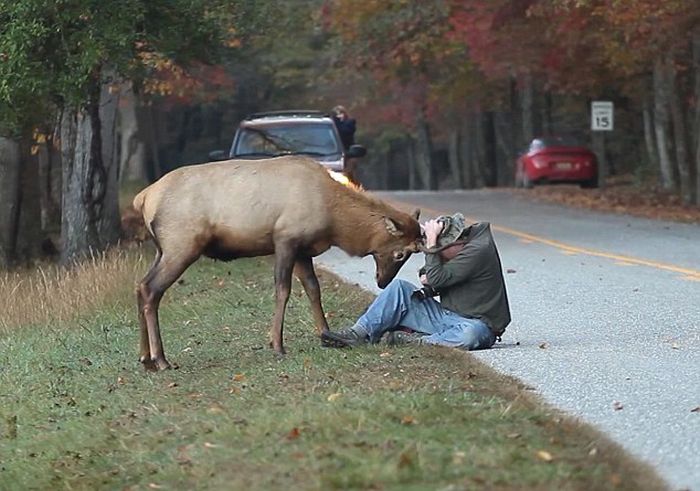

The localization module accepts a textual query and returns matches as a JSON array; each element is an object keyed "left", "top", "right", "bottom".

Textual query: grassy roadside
[{"left": 0, "top": 250, "right": 668, "bottom": 490}]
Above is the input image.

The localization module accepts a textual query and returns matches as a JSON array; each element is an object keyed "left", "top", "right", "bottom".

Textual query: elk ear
[
  {"left": 384, "top": 217, "right": 404, "bottom": 237},
  {"left": 412, "top": 209, "right": 421, "bottom": 220}
]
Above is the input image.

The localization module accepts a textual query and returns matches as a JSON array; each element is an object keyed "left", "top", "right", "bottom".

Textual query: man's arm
[{"left": 423, "top": 244, "right": 482, "bottom": 290}]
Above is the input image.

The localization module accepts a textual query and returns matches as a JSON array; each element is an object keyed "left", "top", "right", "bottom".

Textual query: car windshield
[
  {"left": 233, "top": 123, "right": 341, "bottom": 157},
  {"left": 533, "top": 136, "right": 583, "bottom": 150}
]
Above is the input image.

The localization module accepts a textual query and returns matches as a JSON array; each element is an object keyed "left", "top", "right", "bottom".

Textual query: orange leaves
[
  {"left": 286, "top": 427, "right": 301, "bottom": 440},
  {"left": 136, "top": 43, "right": 234, "bottom": 103}
]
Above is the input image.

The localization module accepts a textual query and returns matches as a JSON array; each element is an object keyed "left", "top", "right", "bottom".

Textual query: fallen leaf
[
  {"left": 148, "top": 484, "right": 163, "bottom": 489},
  {"left": 452, "top": 451, "right": 466, "bottom": 464},
  {"left": 175, "top": 445, "right": 193, "bottom": 466},
  {"left": 167, "top": 382, "right": 178, "bottom": 388},
  {"left": 539, "top": 342, "right": 548, "bottom": 349},
  {"left": 589, "top": 447, "right": 598, "bottom": 457},
  {"left": 327, "top": 393, "right": 341, "bottom": 402},
  {"left": 232, "top": 373, "right": 246, "bottom": 382},
  {"left": 506, "top": 432, "right": 521, "bottom": 439},
  {"left": 207, "top": 404, "right": 224, "bottom": 414},
  {"left": 397, "top": 450, "right": 414, "bottom": 468},
  {"left": 536, "top": 450, "right": 553, "bottom": 462},
  {"left": 379, "top": 352, "right": 391, "bottom": 358},
  {"left": 286, "top": 427, "right": 301, "bottom": 440},
  {"left": 117, "top": 376, "right": 126, "bottom": 385},
  {"left": 690, "top": 407, "right": 700, "bottom": 413},
  {"left": 401, "top": 415, "right": 418, "bottom": 425},
  {"left": 203, "top": 442, "right": 220, "bottom": 449},
  {"left": 506, "top": 268, "right": 517, "bottom": 274},
  {"left": 612, "top": 401, "right": 624, "bottom": 411}
]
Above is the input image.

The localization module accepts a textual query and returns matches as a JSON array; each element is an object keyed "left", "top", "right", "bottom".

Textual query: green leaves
[{"left": 0, "top": 0, "right": 238, "bottom": 133}]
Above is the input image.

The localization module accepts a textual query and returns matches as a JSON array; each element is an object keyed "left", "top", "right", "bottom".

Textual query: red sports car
[{"left": 515, "top": 136, "right": 598, "bottom": 188}]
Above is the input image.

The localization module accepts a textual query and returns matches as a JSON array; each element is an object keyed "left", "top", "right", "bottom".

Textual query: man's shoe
[
  {"left": 321, "top": 328, "right": 368, "bottom": 348},
  {"left": 384, "top": 330, "right": 424, "bottom": 347}
]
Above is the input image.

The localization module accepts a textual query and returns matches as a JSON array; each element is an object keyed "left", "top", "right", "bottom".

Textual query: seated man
[{"left": 321, "top": 213, "right": 511, "bottom": 350}]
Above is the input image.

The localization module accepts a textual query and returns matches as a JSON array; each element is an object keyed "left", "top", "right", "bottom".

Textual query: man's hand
[
  {"left": 419, "top": 274, "right": 429, "bottom": 285},
  {"left": 422, "top": 219, "right": 444, "bottom": 248}
]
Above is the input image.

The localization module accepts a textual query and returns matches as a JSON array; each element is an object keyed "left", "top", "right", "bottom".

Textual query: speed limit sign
[{"left": 591, "top": 101, "right": 614, "bottom": 131}]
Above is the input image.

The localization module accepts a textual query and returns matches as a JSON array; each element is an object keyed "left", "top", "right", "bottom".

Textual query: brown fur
[{"left": 133, "top": 156, "right": 422, "bottom": 370}]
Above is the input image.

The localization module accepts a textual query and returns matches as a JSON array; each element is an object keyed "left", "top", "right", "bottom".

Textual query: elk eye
[{"left": 393, "top": 251, "right": 406, "bottom": 261}]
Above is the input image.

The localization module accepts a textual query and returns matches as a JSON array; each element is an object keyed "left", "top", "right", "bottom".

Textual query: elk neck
[{"left": 326, "top": 185, "right": 398, "bottom": 257}]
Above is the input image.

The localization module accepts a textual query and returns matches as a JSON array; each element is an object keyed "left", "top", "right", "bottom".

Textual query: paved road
[{"left": 317, "top": 189, "right": 700, "bottom": 491}]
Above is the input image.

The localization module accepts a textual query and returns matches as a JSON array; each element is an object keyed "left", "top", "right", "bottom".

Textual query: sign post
[{"left": 591, "top": 101, "right": 613, "bottom": 188}]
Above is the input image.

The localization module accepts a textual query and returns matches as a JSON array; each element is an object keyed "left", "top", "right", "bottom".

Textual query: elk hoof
[
  {"left": 153, "top": 357, "right": 172, "bottom": 371},
  {"left": 140, "top": 356, "right": 158, "bottom": 372}
]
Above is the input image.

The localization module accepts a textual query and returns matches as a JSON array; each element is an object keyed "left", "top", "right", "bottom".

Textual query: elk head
[{"left": 371, "top": 209, "right": 423, "bottom": 288}]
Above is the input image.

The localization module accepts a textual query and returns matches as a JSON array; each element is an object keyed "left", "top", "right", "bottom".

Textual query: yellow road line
[{"left": 389, "top": 199, "right": 700, "bottom": 281}]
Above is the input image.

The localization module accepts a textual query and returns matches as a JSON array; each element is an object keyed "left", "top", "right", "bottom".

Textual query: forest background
[{"left": 1, "top": 0, "right": 699, "bottom": 266}]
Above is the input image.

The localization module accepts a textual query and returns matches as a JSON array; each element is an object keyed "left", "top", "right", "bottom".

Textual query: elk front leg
[
  {"left": 270, "top": 243, "right": 296, "bottom": 354},
  {"left": 294, "top": 256, "right": 330, "bottom": 336}
]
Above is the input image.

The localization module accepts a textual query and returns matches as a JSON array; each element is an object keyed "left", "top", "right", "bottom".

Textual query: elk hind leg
[
  {"left": 294, "top": 256, "right": 329, "bottom": 336},
  {"left": 140, "top": 251, "right": 198, "bottom": 371},
  {"left": 136, "top": 248, "right": 162, "bottom": 371}
]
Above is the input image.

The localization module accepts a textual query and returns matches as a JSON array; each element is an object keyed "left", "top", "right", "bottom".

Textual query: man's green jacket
[{"left": 423, "top": 222, "right": 511, "bottom": 336}]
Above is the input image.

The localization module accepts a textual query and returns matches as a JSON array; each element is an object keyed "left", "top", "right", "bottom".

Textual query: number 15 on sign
[{"left": 591, "top": 101, "right": 614, "bottom": 131}]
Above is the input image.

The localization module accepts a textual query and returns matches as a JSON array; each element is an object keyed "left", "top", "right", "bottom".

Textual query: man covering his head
[{"left": 322, "top": 213, "right": 511, "bottom": 350}]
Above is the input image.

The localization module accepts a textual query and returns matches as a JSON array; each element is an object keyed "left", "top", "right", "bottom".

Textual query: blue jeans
[{"left": 354, "top": 279, "right": 496, "bottom": 350}]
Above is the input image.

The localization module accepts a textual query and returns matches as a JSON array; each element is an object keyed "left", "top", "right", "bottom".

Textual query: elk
[{"left": 133, "top": 156, "right": 422, "bottom": 371}]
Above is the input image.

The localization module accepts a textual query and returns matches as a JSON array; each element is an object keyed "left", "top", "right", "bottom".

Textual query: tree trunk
[
  {"left": 541, "top": 91, "right": 553, "bottom": 136},
  {"left": 98, "top": 71, "right": 122, "bottom": 245},
  {"left": 653, "top": 57, "right": 676, "bottom": 191},
  {"left": 494, "top": 111, "right": 515, "bottom": 186},
  {"left": 447, "top": 125, "right": 464, "bottom": 188},
  {"left": 470, "top": 111, "right": 486, "bottom": 188},
  {"left": 667, "top": 58, "right": 693, "bottom": 204},
  {"left": 591, "top": 132, "right": 607, "bottom": 189},
  {"left": 16, "top": 144, "right": 42, "bottom": 260},
  {"left": 693, "top": 29, "right": 700, "bottom": 206},
  {"left": 642, "top": 94, "right": 659, "bottom": 173},
  {"left": 118, "top": 82, "right": 147, "bottom": 182},
  {"left": 135, "top": 99, "right": 164, "bottom": 181},
  {"left": 407, "top": 139, "right": 418, "bottom": 190},
  {"left": 37, "top": 127, "right": 62, "bottom": 234},
  {"left": 459, "top": 114, "right": 475, "bottom": 189},
  {"left": 482, "top": 111, "right": 497, "bottom": 186},
  {"left": 521, "top": 72, "right": 535, "bottom": 146},
  {"left": 61, "top": 106, "right": 101, "bottom": 263},
  {"left": 414, "top": 109, "right": 436, "bottom": 190},
  {"left": 0, "top": 137, "right": 22, "bottom": 268}
]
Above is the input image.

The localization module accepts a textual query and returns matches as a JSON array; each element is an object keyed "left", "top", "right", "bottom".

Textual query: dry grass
[{"left": 0, "top": 246, "right": 150, "bottom": 334}]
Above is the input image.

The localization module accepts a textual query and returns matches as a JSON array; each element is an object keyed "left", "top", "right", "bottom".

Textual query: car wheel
[{"left": 580, "top": 177, "right": 598, "bottom": 189}]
